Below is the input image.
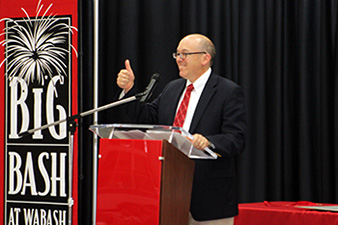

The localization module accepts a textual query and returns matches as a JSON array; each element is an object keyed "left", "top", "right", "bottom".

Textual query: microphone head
[
  {"left": 139, "top": 73, "right": 161, "bottom": 103},
  {"left": 151, "top": 73, "right": 161, "bottom": 81}
]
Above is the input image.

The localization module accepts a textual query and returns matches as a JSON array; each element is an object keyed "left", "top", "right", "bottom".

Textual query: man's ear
[{"left": 202, "top": 53, "right": 212, "bottom": 66}]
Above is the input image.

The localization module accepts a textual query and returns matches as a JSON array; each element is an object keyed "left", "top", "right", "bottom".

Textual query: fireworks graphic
[{"left": 0, "top": 0, "right": 77, "bottom": 85}]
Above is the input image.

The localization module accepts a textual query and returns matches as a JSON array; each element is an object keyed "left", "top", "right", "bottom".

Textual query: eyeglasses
[{"left": 172, "top": 52, "right": 207, "bottom": 59}]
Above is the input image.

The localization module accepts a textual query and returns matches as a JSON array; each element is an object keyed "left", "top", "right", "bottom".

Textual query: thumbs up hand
[{"left": 117, "top": 59, "right": 135, "bottom": 93}]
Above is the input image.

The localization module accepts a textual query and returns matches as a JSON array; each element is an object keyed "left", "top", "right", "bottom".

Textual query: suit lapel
[
  {"left": 189, "top": 74, "right": 217, "bottom": 133},
  {"left": 168, "top": 80, "right": 186, "bottom": 124}
]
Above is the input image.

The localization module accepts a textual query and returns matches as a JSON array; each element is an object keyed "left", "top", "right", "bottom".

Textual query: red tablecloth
[{"left": 235, "top": 201, "right": 338, "bottom": 225}]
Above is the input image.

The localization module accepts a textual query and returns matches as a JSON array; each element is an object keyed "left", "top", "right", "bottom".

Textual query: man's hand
[
  {"left": 190, "top": 133, "right": 210, "bottom": 150},
  {"left": 117, "top": 59, "right": 135, "bottom": 93}
]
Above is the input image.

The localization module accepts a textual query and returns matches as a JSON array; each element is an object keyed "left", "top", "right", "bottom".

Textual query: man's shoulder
[
  {"left": 210, "top": 72, "right": 242, "bottom": 89},
  {"left": 163, "top": 78, "right": 186, "bottom": 90},
  {"left": 168, "top": 77, "right": 186, "bottom": 85}
]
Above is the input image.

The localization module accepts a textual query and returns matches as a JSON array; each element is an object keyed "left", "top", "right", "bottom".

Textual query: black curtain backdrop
[{"left": 78, "top": 0, "right": 338, "bottom": 223}]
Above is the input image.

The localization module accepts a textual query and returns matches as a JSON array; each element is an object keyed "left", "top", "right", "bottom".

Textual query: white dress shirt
[{"left": 176, "top": 68, "right": 212, "bottom": 131}]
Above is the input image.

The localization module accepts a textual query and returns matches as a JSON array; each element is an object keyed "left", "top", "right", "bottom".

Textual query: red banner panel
[{"left": 0, "top": 1, "right": 78, "bottom": 224}]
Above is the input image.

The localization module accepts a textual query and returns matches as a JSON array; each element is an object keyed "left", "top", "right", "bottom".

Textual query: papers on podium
[{"left": 295, "top": 205, "right": 338, "bottom": 212}]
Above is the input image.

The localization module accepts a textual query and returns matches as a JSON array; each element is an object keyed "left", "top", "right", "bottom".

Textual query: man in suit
[{"left": 116, "top": 34, "right": 247, "bottom": 225}]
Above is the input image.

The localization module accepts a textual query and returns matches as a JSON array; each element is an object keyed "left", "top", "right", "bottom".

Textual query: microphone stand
[
  {"left": 19, "top": 95, "right": 142, "bottom": 137},
  {"left": 18, "top": 92, "right": 145, "bottom": 225}
]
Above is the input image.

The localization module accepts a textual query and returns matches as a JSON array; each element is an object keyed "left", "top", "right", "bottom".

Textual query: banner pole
[{"left": 92, "top": 0, "right": 99, "bottom": 224}]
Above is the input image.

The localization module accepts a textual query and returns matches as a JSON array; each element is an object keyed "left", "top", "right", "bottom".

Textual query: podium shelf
[{"left": 90, "top": 124, "right": 217, "bottom": 159}]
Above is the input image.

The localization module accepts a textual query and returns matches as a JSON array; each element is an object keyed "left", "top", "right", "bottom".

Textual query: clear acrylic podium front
[
  {"left": 90, "top": 123, "right": 217, "bottom": 159},
  {"left": 90, "top": 124, "right": 217, "bottom": 225}
]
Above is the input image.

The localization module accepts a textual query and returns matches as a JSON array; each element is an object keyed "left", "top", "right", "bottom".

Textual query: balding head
[{"left": 181, "top": 34, "right": 216, "bottom": 66}]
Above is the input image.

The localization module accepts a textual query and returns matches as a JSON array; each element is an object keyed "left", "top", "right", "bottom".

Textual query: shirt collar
[{"left": 186, "top": 67, "right": 212, "bottom": 92}]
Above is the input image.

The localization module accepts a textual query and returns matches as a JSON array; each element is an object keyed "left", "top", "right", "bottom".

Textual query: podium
[{"left": 90, "top": 124, "right": 217, "bottom": 225}]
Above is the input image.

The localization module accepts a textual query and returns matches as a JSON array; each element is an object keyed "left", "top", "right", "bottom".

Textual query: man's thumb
[{"left": 125, "top": 59, "right": 133, "bottom": 73}]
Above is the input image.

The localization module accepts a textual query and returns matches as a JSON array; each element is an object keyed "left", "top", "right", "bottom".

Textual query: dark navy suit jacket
[{"left": 118, "top": 71, "right": 247, "bottom": 221}]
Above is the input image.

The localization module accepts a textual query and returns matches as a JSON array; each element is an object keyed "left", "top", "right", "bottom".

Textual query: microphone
[{"left": 137, "top": 73, "right": 161, "bottom": 103}]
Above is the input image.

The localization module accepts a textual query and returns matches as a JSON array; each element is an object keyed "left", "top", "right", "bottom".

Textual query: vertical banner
[{"left": 0, "top": 0, "right": 78, "bottom": 225}]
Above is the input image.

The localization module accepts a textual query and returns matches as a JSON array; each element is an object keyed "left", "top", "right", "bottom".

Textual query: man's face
[{"left": 175, "top": 36, "right": 205, "bottom": 82}]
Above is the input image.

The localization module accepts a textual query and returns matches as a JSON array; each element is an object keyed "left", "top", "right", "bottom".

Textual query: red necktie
[{"left": 173, "top": 84, "right": 194, "bottom": 127}]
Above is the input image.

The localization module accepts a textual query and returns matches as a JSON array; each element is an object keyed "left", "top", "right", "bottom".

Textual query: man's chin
[{"left": 179, "top": 71, "right": 187, "bottom": 78}]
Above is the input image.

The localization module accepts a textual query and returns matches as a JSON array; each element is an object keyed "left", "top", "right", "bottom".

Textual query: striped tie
[{"left": 173, "top": 84, "right": 194, "bottom": 127}]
